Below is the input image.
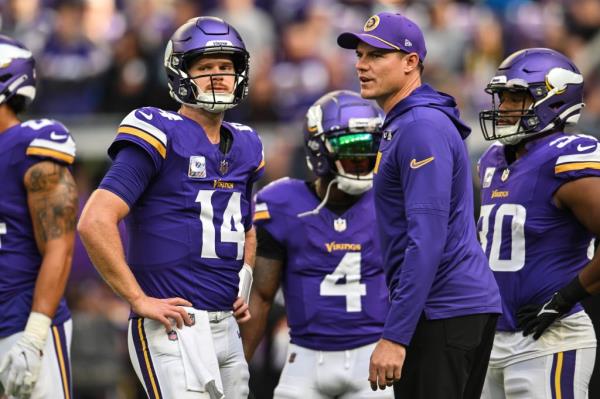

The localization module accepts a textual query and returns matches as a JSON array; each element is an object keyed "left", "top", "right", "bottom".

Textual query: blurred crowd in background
[{"left": 2, "top": 0, "right": 600, "bottom": 397}]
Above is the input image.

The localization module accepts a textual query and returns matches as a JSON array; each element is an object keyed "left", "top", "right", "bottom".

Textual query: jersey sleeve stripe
[
  {"left": 253, "top": 210, "right": 271, "bottom": 221},
  {"left": 26, "top": 147, "right": 75, "bottom": 164},
  {"left": 121, "top": 112, "right": 168, "bottom": 145},
  {"left": 555, "top": 162, "right": 600, "bottom": 174},
  {"left": 255, "top": 203, "right": 269, "bottom": 212},
  {"left": 556, "top": 145, "right": 600, "bottom": 165},
  {"left": 118, "top": 126, "right": 167, "bottom": 158},
  {"left": 28, "top": 137, "right": 76, "bottom": 157}
]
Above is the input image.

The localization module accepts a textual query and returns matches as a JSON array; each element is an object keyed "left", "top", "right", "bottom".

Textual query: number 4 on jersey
[{"left": 320, "top": 252, "right": 366, "bottom": 312}]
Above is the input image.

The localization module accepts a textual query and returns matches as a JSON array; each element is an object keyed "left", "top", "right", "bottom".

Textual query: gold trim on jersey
[
  {"left": 26, "top": 147, "right": 75, "bottom": 164},
  {"left": 555, "top": 161, "right": 600, "bottom": 174},
  {"left": 118, "top": 126, "right": 167, "bottom": 158},
  {"left": 253, "top": 210, "right": 271, "bottom": 221}
]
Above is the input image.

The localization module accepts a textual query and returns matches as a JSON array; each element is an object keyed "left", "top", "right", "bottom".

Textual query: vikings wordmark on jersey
[
  {"left": 253, "top": 178, "right": 389, "bottom": 351},
  {"left": 109, "top": 106, "right": 264, "bottom": 312}
]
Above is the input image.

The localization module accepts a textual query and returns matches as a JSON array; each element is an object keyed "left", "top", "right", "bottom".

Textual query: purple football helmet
[
  {"left": 164, "top": 17, "right": 249, "bottom": 113},
  {"left": 479, "top": 48, "right": 584, "bottom": 145},
  {"left": 305, "top": 90, "right": 383, "bottom": 194},
  {"left": 0, "top": 35, "right": 36, "bottom": 108}
]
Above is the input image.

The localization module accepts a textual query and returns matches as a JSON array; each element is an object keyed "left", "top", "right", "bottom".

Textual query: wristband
[
  {"left": 24, "top": 312, "right": 52, "bottom": 350},
  {"left": 238, "top": 263, "right": 253, "bottom": 304}
]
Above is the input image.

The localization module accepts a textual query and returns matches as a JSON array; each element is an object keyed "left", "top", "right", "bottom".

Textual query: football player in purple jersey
[
  {"left": 478, "top": 48, "right": 600, "bottom": 399},
  {"left": 0, "top": 35, "right": 77, "bottom": 399},
  {"left": 337, "top": 12, "right": 502, "bottom": 399},
  {"left": 242, "top": 90, "right": 392, "bottom": 399},
  {"left": 78, "top": 17, "right": 264, "bottom": 399}
]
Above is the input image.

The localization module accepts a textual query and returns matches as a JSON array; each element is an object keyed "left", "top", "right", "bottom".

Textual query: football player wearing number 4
[
  {"left": 477, "top": 48, "right": 600, "bottom": 399},
  {"left": 0, "top": 36, "right": 77, "bottom": 399},
  {"left": 78, "top": 17, "right": 263, "bottom": 399},
  {"left": 242, "top": 91, "right": 392, "bottom": 399}
]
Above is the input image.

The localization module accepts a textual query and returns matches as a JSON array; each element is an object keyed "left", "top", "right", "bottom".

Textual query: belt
[{"left": 206, "top": 310, "right": 233, "bottom": 324}]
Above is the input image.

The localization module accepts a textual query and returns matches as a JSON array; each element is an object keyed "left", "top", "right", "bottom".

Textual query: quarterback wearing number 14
[{"left": 78, "top": 17, "right": 263, "bottom": 399}]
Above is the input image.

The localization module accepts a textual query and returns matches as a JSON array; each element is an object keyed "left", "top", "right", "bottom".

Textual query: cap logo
[
  {"left": 363, "top": 15, "right": 380, "bottom": 32},
  {"left": 404, "top": 39, "right": 412, "bottom": 47}
]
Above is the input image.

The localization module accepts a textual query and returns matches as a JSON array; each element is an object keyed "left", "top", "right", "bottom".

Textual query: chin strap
[{"left": 297, "top": 178, "right": 337, "bottom": 218}]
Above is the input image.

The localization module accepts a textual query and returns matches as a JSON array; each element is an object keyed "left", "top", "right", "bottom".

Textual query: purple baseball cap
[{"left": 337, "top": 12, "right": 427, "bottom": 62}]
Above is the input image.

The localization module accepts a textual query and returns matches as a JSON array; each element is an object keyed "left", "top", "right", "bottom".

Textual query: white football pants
[
  {"left": 128, "top": 311, "right": 249, "bottom": 399},
  {"left": 274, "top": 342, "right": 394, "bottom": 399},
  {"left": 0, "top": 319, "right": 72, "bottom": 399},
  {"left": 482, "top": 348, "right": 596, "bottom": 399}
]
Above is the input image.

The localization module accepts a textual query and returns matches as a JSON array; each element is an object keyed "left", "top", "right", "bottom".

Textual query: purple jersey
[
  {"left": 107, "top": 107, "right": 264, "bottom": 312},
  {"left": 253, "top": 178, "right": 389, "bottom": 351},
  {"left": 0, "top": 119, "right": 75, "bottom": 337},
  {"left": 478, "top": 132, "right": 600, "bottom": 331}
]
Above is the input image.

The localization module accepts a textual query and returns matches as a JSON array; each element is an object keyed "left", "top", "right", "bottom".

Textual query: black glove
[{"left": 516, "top": 276, "right": 590, "bottom": 340}]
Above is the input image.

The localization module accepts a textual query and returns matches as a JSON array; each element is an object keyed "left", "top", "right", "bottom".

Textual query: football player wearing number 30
[
  {"left": 78, "top": 17, "right": 264, "bottom": 399},
  {"left": 477, "top": 48, "right": 600, "bottom": 399},
  {"left": 241, "top": 90, "right": 392, "bottom": 399}
]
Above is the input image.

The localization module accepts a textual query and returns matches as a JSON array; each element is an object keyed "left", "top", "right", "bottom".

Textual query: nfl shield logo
[
  {"left": 219, "top": 159, "right": 229, "bottom": 175},
  {"left": 167, "top": 330, "right": 178, "bottom": 341},
  {"left": 334, "top": 218, "right": 347, "bottom": 232},
  {"left": 501, "top": 168, "right": 510, "bottom": 182},
  {"left": 189, "top": 156, "right": 206, "bottom": 178}
]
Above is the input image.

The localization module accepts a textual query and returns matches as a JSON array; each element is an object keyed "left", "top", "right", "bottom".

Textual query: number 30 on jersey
[{"left": 478, "top": 203, "right": 527, "bottom": 272}]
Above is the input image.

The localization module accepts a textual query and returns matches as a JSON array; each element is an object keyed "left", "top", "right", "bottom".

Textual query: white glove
[
  {"left": 238, "top": 263, "right": 253, "bottom": 304},
  {"left": 0, "top": 312, "right": 51, "bottom": 399}
]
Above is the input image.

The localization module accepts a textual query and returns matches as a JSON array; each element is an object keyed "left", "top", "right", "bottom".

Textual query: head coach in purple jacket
[{"left": 337, "top": 12, "right": 503, "bottom": 399}]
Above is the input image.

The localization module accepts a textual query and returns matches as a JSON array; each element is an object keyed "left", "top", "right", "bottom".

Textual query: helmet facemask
[
  {"left": 480, "top": 84, "right": 538, "bottom": 145},
  {"left": 309, "top": 127, "right": 381, "bottom": 195},
  {"left": 479, "top": 53, "right": 585, "bottom": 146}
]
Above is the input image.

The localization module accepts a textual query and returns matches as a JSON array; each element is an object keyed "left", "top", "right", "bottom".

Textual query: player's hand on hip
[
  {"left": 369, "top": 338, "right": 405, "bottom": 391},
  {"left": 131, "top": 295, "right": 193, "bottom": 332},
  {"left": 517, "top": 291, "right": 574, "bottom": 340},
  {"left": 233, "top": 296, "right": 251, "bottom": 324},
  {"left": 0, "top": 333, "right": 44, "bottom": 399}
]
